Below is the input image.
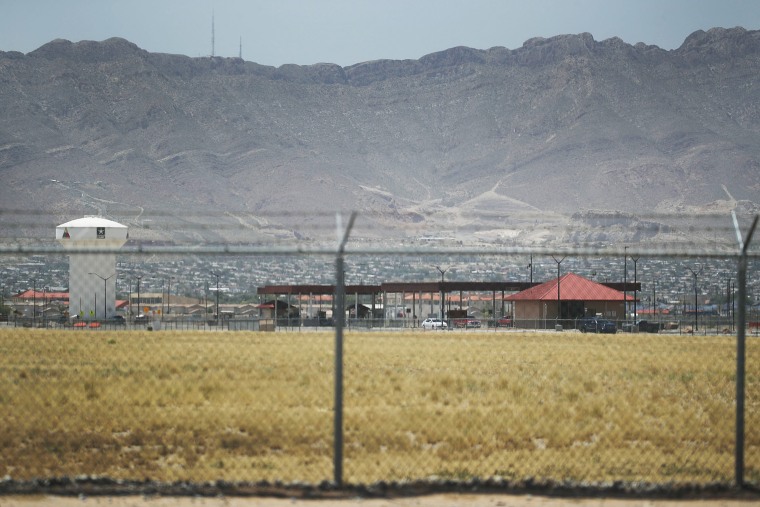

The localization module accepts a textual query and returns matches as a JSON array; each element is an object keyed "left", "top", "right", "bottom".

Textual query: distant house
[{"left": 505, "top": 272, "right": 633, "bottom": 326}]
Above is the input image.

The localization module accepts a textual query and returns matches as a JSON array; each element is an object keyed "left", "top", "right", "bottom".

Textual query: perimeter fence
[{"left": 1, "top": 209, "right": 759, "bottom": 495}]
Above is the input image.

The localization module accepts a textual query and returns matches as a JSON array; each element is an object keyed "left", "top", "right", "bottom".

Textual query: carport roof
[{"left": 258, "top": 281, "right": 533, "bottom": 295}]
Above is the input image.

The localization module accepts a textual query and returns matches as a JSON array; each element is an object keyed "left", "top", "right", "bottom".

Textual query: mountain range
[{"left": 1, "top": 27, "right": 759, "bottom": 248}]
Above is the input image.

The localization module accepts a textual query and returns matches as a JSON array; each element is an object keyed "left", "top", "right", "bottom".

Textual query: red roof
[
  {"left": 15, "top": 291, "right": 126, "bottom": 309},
  {"left": 15, "top": 290, "right": 69, "bottom": 300},
  {"left": 505, "top": 273, "right": 634, "bottom": 302}
]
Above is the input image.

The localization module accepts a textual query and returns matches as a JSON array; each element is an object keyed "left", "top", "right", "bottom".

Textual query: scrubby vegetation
[{"left": 0, "top": 329, "right": 757, "bottom": 484}]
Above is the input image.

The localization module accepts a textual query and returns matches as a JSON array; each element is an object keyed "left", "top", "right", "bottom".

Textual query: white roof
[{"left": 57, "top": 216, "right": 127, "bottom": 229}]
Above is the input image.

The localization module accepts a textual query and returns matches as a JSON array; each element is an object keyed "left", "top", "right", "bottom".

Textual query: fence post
[
  {"left": 334, "top": 212, "right": 356, "bottom": 487},
  {"left": 733, "top": 213, "right": 758, "bottom": 487}
]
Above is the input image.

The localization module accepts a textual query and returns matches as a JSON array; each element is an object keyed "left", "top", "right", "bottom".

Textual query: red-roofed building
[
  {"left": 504, "top": 272, "right": 634, "bottom": 326},
  {"left": 13, "top": 290, "right": 69, "bottom": 302}
]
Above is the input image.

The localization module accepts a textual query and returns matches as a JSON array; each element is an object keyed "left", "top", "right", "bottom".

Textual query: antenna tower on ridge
[
  {"left": 239, "top": 36, "right": 242, "bottom": 59},
  {"left": 211, "top": 10, "right": 215, "bottom": 57}
]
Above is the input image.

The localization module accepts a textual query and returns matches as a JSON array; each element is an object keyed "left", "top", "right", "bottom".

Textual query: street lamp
[
  {"left": 435, "top": 266, "right": 447, "bottom": 322},
  {"left": 89, "top": 272, "right": 115, "bottom": 320},
  {"left": 552, "top": 256, "right": 566, "bottom": 327},
  {"left": 527, "top": 254, "right": 533, "bottom": 284},
  {"left": 623, "top": 246, "right": 628, "bottom": 323},
  {"left": 631, "top": 255, "right": 639, "bottom": 324},
  {"left": 204, "top": 282, "right": 209, "bottom": 320},
  {"left": 167, "top": 276, "right": 175, "bottom": 314},
  {"left": 32, "top": 277, "right": 37, "bottom": 326},
  {"left": 135, "top": 276, "right": 142, "bottom": 322},
  {"left": 687, "top": 264, "right": 703, "bottom": 332},
  {"left": 211, "top": 272, "right": 221, "bottom": 325},
  {"left": 43, "top": 286, "right": 48, "bottom": 327}
]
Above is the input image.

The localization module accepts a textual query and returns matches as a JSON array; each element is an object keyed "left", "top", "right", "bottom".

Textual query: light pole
[
  {"left": 42, "top": 286, "right": 48, "bottom": 327},
  {"left": 435, "top": 266, "right": 447, "bottom": 322},
  {"left": 136, "top": 276, "right": 141, "bottom": 321},
  {"left": 211, "top": 272, "right": 220, "bottom": 325},
  {"left": 551, "top": 255, "right": 566, "bottom": 327},
  {"left": 204, "top": 282, "right": 209, "bottom": 321},
  {"left": 687, "top": 264, "right": 703, "bottom": 332},
  {"left": 527, "top": 254, "right": 533, "bottom": 284},
  {"left": 32, "top": 278, "right": 37, "bottom": 326},
  {"left": 631, "top": 255, "right": 639, "bottom": 324},
  {"left": 623, "top": 246, "right": 628, "bottom": 324},
  {"left": 167, "top": 277, "right": 175, "bottom": 315},
  {"left": 89, "top": 272, "right": 115, "bottom": 320}
]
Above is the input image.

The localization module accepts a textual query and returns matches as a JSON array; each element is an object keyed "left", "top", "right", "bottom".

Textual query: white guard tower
[{"left": 56, "top": 216, "right": 128, "bottom": 320}]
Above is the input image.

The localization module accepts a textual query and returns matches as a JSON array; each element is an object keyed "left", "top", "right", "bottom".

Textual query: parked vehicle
[
  {"left": 495, "top": 316, "right": 513, "bottom": 327},
  {"left": 621, "top": 320, "right": 663, "bottom": 333},
  {"left": 453, "top": 317, "right": 481, "bottom": 328},
  {"left": 421, "top": 318, "right": 448, "bottom": 330},
  {"left": 108, "top": 315, "right": 126, "bottom": 326},
  {"left": 578, "top": 317, "right": 617, "bottom": 334}
]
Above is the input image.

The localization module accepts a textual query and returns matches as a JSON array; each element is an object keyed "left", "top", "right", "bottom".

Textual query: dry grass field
[{"left": 0, "top": 328, "right": 758, "bottom": 486}]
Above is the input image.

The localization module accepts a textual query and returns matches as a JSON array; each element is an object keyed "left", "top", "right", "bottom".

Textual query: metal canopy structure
[
  {"left": 257, "top": 280, "right": 639, "bottom": 297},
  {"left": 257, "top": 284, "right": 381, "bottom": 295}
]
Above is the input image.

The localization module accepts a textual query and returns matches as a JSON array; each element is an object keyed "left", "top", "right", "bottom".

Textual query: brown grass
[{"left": 0, "top": 328, "right": 757, "bottom": 485}]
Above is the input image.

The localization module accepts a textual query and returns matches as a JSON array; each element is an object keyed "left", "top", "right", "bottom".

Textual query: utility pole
[
  {"left": 687, "top": 264, "right": 703, "bottom": 332},
  {"left": 136, "top": 276, "right": 141, "bottom": 321},
  {"left": 211, "top": 272, "right": 221, "bottom": 326},
  {"left": 623, "top": 246, "right": 628, "bottom": 324},
  {"left": 631, "top": 256, "right": 639, "bottom": 324},
  {"left": 527, "top": 254, "right": 533, "bottom": 284},
  {"left": 167, "top": 277, "right": 175, "bottom": 315},
  {"left": 435, "top": 266, "right": 447, "bottom": 322},
  {"left": 551, "top": 256, "right": 566, "bottom": 327}
]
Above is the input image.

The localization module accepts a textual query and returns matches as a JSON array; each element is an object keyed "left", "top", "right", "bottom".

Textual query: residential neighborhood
[{"left": 3, "top": 260, "right": 757, "bottom": 334}]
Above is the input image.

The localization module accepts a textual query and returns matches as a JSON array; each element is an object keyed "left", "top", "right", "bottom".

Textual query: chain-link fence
[{"left": 0, "top": 210, "right": 759, "bottom": 495}]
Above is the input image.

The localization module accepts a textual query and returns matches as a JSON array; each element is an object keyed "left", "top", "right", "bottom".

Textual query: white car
[{"left": 421, "top": 318, "right": 448, "bottom": 330}]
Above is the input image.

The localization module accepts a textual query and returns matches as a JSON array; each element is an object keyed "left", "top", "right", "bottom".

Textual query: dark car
[
  {"left": 622, "top": 320, "right": 663, "bottom": 333},
  {"left": 108, "top": 315, "right": 126, "bottom": 326},
  {"left": 636, "top": 320, "right": 663, "bottom": 333},
  {"left": 578, "top": 317, "right": 616, "bottom": 334}
]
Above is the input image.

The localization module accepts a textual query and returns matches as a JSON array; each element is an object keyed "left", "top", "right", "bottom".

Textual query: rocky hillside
[{"left": 1, "top": 27, "right": 759, "bottom": 246}]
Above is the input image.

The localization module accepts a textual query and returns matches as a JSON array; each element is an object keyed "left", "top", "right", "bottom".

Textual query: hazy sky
[{"left": 2, "top": 0, "right": 759, "bottom": 67}]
